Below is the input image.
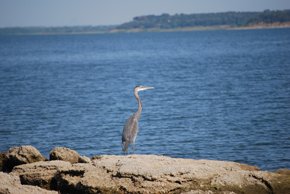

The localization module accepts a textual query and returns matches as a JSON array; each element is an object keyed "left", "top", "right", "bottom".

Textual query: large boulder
[
  {"left": 90, "top": 155, "right": 289, "bottom": 194},
  {"left": 49, "top": 147, "right": 90, "bottom": 164},
  {"left": 3, "top": 146, "right": 46, "bottom": 172},
  {"left": 11, "top": 154, "right": 290, "bottom": 194},
  {"left": 0, "top": 172, "right": 57, "bottom": 194}
]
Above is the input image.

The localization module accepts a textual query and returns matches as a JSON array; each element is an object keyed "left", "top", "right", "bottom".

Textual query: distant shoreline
[
  {"left": 110, "top": 22, "right": 290, "bottom": 33},
  {"left": 0, "top": 22, "right": 290, "bottom": 36},
  {"left": 230, "top": 22, "right": 290, "bottom": 30},
  {"left": 1, "top": 22, "right": 290, "bottom": 36}
]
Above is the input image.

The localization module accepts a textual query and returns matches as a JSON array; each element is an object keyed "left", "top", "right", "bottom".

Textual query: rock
[
  {"left": 181, "top": 190, "right": 236, "bottom": 194},
  {"left": 50, "top": 147, "right": 81, "bottom": 164},
  {"left": 275, "top": 168, "right": 290, "bottom": 175},
  {"left": 90, "top": 155, "right": 286, "bottom": 194},
  {"left": 11, "top": 154, "right": 290, "bottom": 194},
  {"left": 0, "top": 172, "right": 57, "bottom": 194},
  {"left": 78, "top": 155, "right": 92, "bottom": 163},
  {"left": 12, "top": 160, "right": 71, "bottom": 190},
  {"left": 0, "top": 153, "right": 5, "bottom": 171},
  {"left": 3, "top": 145, "right": 46, "bottom": 172},
  {"left": 54, "top": 163, "right": 112, "bottom": 194}
]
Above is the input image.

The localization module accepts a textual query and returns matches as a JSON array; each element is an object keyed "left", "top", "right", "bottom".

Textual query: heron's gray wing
[{"left": 122, "top": 114, "right": 138, "bottom": 143}]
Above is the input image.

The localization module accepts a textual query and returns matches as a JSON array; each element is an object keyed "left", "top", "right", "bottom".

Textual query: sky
[{"left": 0, "top": 0, "right": 290, "bottom": 27}]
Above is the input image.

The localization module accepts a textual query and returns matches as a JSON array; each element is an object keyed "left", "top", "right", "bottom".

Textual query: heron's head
[{"left": 134, "top": 85, "right": 154, "bottom": 92}]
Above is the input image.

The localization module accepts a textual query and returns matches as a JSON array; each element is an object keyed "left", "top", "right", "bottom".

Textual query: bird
[{"left": 122, "top": 85, "right": 154, "bottom": 153}]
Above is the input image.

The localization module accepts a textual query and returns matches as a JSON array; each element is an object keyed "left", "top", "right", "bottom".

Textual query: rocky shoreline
[{"left": 0, "top": 145, "right": 289, "bottom": 194}]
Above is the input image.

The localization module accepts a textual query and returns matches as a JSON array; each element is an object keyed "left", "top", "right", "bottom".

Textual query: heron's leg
[
  {"left": 132, "top": 143, "right": 136, "bottom": 153},
  {"left": 122, "top": 141, "right": 129, "bottom": 155},
  {"left": 122, "top": 147, "right": 128, "bottom": 155}
]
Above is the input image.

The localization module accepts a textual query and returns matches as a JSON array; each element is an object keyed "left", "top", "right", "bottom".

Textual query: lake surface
[{"left": 0, "top": 29, "right": 290, "bottom": 170}]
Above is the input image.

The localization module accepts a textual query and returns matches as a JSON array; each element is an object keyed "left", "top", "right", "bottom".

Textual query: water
[{"left": 0, "top": 29, "right": 290, "bottom": 170}]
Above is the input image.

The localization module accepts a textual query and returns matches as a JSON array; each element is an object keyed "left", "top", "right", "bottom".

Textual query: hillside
[{"left": 117, "top": 9, "right": 290, "bottom": 30}]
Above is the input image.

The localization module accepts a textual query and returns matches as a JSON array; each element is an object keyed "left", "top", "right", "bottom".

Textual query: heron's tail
[{"left": 122, "top": 141, "right": 129, "bottom": 153}]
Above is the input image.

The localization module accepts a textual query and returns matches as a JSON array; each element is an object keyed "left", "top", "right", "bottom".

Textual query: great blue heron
[{"left": 122, "top": 85, "right": 154, "bottom": 153}]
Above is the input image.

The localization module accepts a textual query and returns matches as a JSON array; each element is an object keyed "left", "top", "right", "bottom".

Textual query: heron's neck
[{"left": 134, "top": 91, "right": 142, "bottom": 120}]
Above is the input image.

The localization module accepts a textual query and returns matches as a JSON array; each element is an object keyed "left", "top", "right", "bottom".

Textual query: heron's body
[
  {"left": 122, "top": 86, "right": 153, "bottom": 153},
  {"left": 122, "top": 113, "right": 139, "bottom": 150}
]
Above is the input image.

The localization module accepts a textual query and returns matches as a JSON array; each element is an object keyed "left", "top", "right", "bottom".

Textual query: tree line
[{"left": 117, "top": 9, "right": 290, "bottom": 30}]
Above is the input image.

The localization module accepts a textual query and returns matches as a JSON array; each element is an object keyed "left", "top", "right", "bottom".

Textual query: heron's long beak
[{"left": 140, "top": 86, "right": 154, "bottom": 91}]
